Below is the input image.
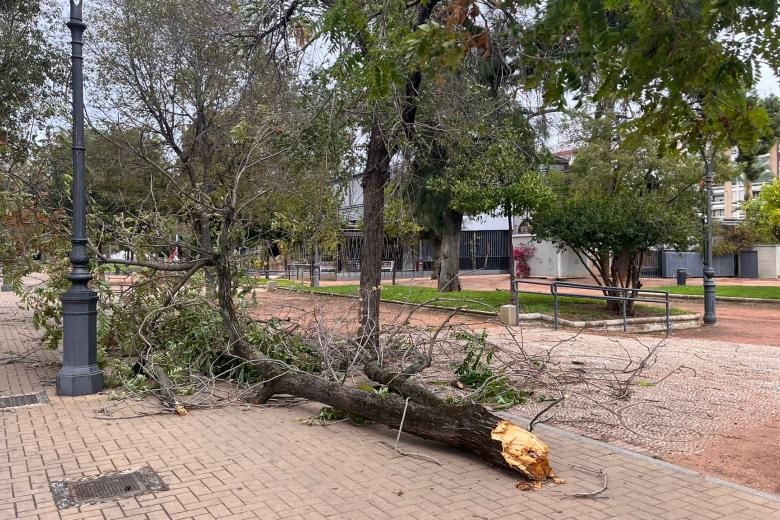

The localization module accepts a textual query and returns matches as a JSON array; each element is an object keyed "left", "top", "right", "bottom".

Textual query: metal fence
[
  {"left": 659, "top": 251, "right": 736, "bottom": 277},
  {"left": 513, "top": 280, "right": 672, "bottom": 335},
  {"left": 640, "top": 249, "right": 662, "bottom": 277},
  {"left": 459, "top": 230, "right": 510, "bottom": 271},
  {"left": 286, "top": 230, "right": 512, "bottom": 276}
]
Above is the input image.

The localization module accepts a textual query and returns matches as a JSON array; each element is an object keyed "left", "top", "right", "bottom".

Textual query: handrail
[{"left": 513, "top": 279, "right": 671, "bottom": 335}]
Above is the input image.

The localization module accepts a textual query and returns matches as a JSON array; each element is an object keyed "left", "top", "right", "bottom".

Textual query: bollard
[
  {"left": 267, "top": 280, "right": 277, "bottom": 293},
  {"left": 499, "top": 304, "right": 518, "bottom": 326}
]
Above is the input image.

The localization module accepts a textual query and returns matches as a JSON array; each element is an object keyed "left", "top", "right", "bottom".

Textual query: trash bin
[{"left": 676, "top": 268, "right": 687, "bottom": 286}]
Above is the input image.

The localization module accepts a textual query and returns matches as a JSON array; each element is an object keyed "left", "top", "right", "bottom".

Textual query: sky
[{"left": 756, "top": 63, "right": 780, "bottom": 96}]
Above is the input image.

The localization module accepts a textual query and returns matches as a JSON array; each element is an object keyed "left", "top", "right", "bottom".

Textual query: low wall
[
  {"left": 513, "top": 235, "right": 590, "bottom": 279},
  {"left": 750, "top": 245, "right": 780, "bottom": 279},
  {"left": 517, "top": 313, "right": 702, "bottom": 333}
]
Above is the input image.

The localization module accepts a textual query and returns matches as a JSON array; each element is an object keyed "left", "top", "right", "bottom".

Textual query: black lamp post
[
  {"left": 57, "top": 0, "right": 103, "bottom": 396},
  {"left": 0, "top": 266, "right": 11, "bottom": 291},
  {"left": 702, "top": 152, "right": 717, "bottom": 325}
]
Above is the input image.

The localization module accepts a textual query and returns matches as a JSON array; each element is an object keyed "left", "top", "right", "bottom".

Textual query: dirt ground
[
  {"left": 672, "top": 417, "right": 780, "bottom": 495},
  {"left": 249, "top": 286, "right": 780, "bottom": 495}
]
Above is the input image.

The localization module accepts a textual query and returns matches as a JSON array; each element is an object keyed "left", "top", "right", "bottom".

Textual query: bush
[{"left": 513, "top": 244, "right": 535, "bottom": 279}]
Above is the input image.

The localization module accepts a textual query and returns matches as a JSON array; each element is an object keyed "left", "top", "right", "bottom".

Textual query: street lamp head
[{"left": 70, "top": 0, "right": 83, "bottom": 21}]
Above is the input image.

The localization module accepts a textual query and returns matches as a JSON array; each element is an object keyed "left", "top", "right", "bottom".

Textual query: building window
[{"left": 713, "top": 209, "right": 725, "bottom": 217}]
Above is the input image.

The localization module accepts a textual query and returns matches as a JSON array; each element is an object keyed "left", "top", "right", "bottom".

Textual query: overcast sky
[{"left": 756, "top": 63, "right": 779, "bottom": 96}]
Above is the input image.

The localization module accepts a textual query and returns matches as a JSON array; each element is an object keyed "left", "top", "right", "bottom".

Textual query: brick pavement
[{"left": 1, "top": 292, "right": 779, "bottom": 519}]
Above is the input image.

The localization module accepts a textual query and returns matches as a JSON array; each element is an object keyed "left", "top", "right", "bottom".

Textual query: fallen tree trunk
[
  {"left": 249, "top": 356, "right": 551, "bottom": 481},
  {"left": 218, "top": 265, "right": 551, "bottom": 481}
]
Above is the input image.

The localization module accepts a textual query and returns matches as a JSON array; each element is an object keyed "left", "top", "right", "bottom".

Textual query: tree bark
[
  {"left": 244, "top": 352, "right": 551, "bottom": 481},
  {"left": 437, "top": 209, "right": 462, "bottom": 292},
  {"left": 604, "top": 251, "right": 643, "bottom": 315},
  {"left": 357, "top": 0, "right": 440, "bottom": 349},
  {"left": 358, "top": 116, "right": 391, "bottom": 349},
  {"left": 506, "top": 205, "right": 515, "bottom": 297}
]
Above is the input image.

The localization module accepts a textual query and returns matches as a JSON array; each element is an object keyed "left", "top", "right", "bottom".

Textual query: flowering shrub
[{"left": 513, "top": 244, "right": 535, "bottom": 279}]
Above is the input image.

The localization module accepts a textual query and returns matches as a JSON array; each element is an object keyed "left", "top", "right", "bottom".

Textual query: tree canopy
[{"left": 531, "top": 115, "right": 704, "bottom": 309}]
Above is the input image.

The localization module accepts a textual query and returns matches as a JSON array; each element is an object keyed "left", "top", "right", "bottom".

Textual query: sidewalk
[{"left": 1, "top": 292, "right": 779, "bottom": 519}]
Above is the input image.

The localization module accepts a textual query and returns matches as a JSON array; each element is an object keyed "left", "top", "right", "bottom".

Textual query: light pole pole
[
  {"left": 57, "top": 0, "right": 103, "bottom": 396},
  {"left": 0, "top": 266, "right": 11, "bottom": 291},
  {"left": 703, "top": 152, "right": 717, "bottom": 325}
]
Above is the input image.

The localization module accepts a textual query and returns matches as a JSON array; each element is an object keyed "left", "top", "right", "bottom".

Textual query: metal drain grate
[
  {"left": 50, "top": 467, "right": 168, "bottom": 509},
  {"left": 0, "top": 392, "right": 49, "bottom": 409}
]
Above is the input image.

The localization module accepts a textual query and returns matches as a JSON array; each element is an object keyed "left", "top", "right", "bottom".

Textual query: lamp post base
[
  {"left": 703, "top": 268, "right": 717, "bottom": 325},
  {"left": 57, "top": 365, "right": 103, "bottom": 396},
  {"left": 57, "top": 285, "right": 103, "bottom": 396}
]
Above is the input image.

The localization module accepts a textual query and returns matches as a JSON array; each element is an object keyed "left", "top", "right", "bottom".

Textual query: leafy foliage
[
  {"left": 454, "top": 331, "right": 528, "bottom": 410},
  {"left": 744, "top": 179, "right": 780, "bottom": 242},
  {"left": 0, "top": 0, "right": 65, "bottom": 163},
  {"left": 526, "top": 0, "right": 779, "bottom": 153}
]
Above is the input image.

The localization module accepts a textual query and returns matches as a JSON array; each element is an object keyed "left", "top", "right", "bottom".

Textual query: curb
[{"left": 667, "top": 293, "right": 780, "bottom": 305}]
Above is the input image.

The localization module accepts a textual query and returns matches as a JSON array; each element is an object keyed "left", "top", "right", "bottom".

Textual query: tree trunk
[
  {"left": 437, "top": 209, "right": 462, "bottom": 292},
  {"left": 744, "top": 175, "right": 753, "bottom": 201},
  {"left": 210, "top": 219, "right": 552, "bottom": 481},
  {"left": 358, "top": 116, "right": 391, "bottom": 349},
  {"left": 263, "top": 371, "right": 551, "bottom": 481},
  {"left": 356, "top": 0, "right": 439, "bottom": 347},
  {"left": 604, "top": 251, "right": 642, "bottom": 316}
]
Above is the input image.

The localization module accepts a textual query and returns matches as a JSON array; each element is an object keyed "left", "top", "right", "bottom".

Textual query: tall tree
[
  {"left": 319, "top": 0, "right": 493, "bottom": 345},
  {"left": 736, "top": 94, "right": 780, "bottom": 200},
  {"left": 426, "top": 112, "right": 549, "bottom": 292},
  {"left": 0, "top": 0, "right": 64, "bottom": 165}
]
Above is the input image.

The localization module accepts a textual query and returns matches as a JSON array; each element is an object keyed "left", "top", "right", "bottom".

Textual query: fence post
[
  {"left": 552, "top": 283, "right": 559, "bottom": 331},
  {"left": 622, "top": 297, "right": 627, "bottom": 333},
  {"left": 665, "top": 296, "right": 671, "bottom": 336}
]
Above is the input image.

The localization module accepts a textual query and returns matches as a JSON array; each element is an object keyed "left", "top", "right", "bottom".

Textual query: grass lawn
[
  {"left": 663, "top": 284, "right": 780, "bottom": 300},
  {"left": 253, "top": 278, "right": 685, "bottom": 321}
]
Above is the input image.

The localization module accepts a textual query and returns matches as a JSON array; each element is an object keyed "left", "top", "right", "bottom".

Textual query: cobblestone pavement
[
  {"left": 2, "top": 292, "right": 780, "bottom": 519},
  {"left": 250, "top": 289, "right": 780, "bottom": 493}
]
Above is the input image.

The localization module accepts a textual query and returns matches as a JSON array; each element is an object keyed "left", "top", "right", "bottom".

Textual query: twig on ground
[
  {"left": 570, "top": 465, "right": 608, "bottom": 498},
  {"left": 379, "top": 441, "right": 443, "bottom": 465}
]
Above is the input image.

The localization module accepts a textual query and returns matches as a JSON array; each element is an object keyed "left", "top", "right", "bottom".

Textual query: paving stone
[{"left": 1, "top": 291, "right": 778, "bottom": 519}]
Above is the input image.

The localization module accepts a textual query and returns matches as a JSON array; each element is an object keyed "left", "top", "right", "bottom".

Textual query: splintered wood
[{"left": 491, "top": 420, "right": 552, "bottom": 481}]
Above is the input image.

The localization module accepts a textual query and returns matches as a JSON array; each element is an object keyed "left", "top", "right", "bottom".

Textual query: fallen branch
[
  {"left": 570, "top": 465, "right": 608, "bottom": 498},
  {"left": 529, "top": 395, "right": 566, "bottom": 432}
]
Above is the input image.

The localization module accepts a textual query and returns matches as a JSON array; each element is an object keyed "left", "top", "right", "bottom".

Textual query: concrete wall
[
  {"left": 751, "top": 245, "right": 780, "bottom": 279},
  {"left": 513, "top": 234, "right": 591, "bottom": 279}
]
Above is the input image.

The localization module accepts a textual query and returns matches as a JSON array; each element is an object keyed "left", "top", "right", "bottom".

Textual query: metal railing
[{"left": 512, "top": 280, "right": 672, "bottom": 335}]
